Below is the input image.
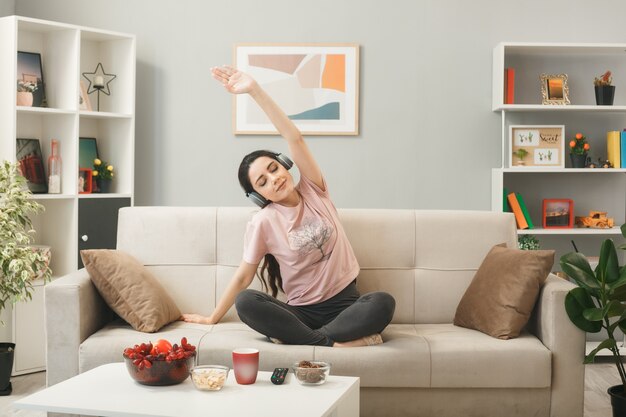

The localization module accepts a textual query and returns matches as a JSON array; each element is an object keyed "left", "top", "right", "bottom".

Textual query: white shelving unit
[
  {"left": 0, "top": 16, "right": 135, "bottom": 375},
  {"left": 492, "top": 42, "right": 626, "bottom": 355}
]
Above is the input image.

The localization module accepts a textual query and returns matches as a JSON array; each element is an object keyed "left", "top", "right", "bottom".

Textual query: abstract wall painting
[{"left": 234, "top": 44, "right": 359, "bottom": 135}]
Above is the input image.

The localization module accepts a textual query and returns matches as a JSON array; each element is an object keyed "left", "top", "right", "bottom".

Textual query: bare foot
[
  {"left": 180, "top": 313, "right": 213, "bottom": 324},
  {"left": 333, "top": 334, "right": 383, "bottom": 348}
]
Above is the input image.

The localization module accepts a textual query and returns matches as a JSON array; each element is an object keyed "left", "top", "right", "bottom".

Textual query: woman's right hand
[
  {"left": 180, "top": 313, "right": 218, "bottom": 325},
  {"left": 211, "top": 65, "right": 257, "bottom": 95}
]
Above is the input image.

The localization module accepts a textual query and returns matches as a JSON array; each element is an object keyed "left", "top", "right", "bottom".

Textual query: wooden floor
[{"left": 0, "top": 361, "right": 621, "bottom": 417}]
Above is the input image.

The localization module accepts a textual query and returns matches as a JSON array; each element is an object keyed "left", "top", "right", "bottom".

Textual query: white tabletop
[{"left": 14, "top": 363, "right": 360, "bottom": 417}]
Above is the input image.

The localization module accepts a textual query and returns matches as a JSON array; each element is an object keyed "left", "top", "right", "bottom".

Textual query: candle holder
[{"left": 82, "top": 63, "right": 116, "bottom": 112}]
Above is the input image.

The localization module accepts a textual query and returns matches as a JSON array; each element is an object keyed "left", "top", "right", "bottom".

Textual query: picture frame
[
  {"left": 17, "top": 51, "right": 47, "bottom": 107},
  {"left": 78, "top": 168, "right": 93, "bottom": 194},
  {"left": 16, "top": 138, "right": 47, "bottom": 193},
  {"left": 509, "top": 125, "right": 565, "bottom": 168},
  {"left": 543, "top": 199, "right": 574, "bottom": 229},
  {"left": 234, "top": 43, "right": 360, "bottom": 135},
  {"left": 79, "top": 80, "right": 92, "bottom": 111},
  {"left": 79, "top": 137, "right": 99, "bottom": 169},
  {"left": 540, "top": 73, "right": 570, "bottom": 105}
]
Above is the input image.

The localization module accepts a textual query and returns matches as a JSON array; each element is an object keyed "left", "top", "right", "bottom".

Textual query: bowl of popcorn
[
  {"left": 292, "top": 360, "right": 331, "bottom": 386},
  {"left": 190, "top": 365, "right": 230, "bottom": 391}
]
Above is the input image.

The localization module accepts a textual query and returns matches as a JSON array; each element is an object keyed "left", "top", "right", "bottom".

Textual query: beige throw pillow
[
  {"left": 80, "top": 249, "right": 181, "bottom": 333},
  {"left": 453, "top": 244, "right": 555, "bottom": 339}
]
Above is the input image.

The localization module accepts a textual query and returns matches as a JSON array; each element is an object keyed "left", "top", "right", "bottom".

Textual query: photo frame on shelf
[
  {"left": 543, "top": 199, "right": 574, "bottom": 229},
  {"left": 79, "top": 80, "right": 92, "bottom": 111},
  {"left": 16, "top": 138, "right": 47, "bottom": 193},
  {"left": 16, "top": 51, "right": 47, "bottom": 107},
  {"left": 78, "top": 168, "right": 92, "bottom": 194},
  {"left": 509, "top": 125, "right": 565, "bottom": 168},
  {"left": 540, "top": 73, "right": 570, "bottom": 105},
  {"left": 79, "top": 137, "right": 99, "bottom": 168},
  {"left": 234, "top": 43, "right": 359, "bottom": 135}
]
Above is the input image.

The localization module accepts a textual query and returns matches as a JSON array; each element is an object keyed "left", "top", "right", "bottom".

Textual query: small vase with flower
[
  {"left": 594, "top": 71, "right": 615, "bottom": 105},
  {"left": 569, "top": 132, "right": 590, "bottom": 168}
]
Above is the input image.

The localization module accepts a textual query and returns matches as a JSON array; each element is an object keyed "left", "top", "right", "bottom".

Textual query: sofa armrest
[
  {"left": 45, "top": 268, "right": 113, "bottom": 386},
  {"left": 529, "top": 273, "right": 585, "bottom": 417}
]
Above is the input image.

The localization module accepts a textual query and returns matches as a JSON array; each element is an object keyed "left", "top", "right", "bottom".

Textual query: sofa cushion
[
  {"left": 453, "top": 244, "right": 554, "bottom": 339},
  {"left": 315, "top": 324, "right": 430, "bottom": 388},
  {"left": 81, "top": 249, "right": 181, "bottom": 332},
  {"left": 418, "top": 324, "right": 551, "bottom": 388}
]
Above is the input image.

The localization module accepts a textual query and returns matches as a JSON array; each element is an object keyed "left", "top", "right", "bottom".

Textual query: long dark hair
[{"left": 238, "top": 150, "right": 284, "bottom": 297}]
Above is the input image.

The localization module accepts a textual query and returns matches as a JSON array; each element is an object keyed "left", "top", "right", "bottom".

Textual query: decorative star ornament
[{"left": 82, "top": 63, "right": 116, "bottom": 95}]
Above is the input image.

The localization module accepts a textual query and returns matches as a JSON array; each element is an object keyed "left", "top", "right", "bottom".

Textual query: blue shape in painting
[{"left": 289, "top": 102, "right": 340, "bottom": 120}]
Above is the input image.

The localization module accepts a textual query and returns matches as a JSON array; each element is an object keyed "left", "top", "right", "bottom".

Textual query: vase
[
  {"left": 570, "top": 153, "right": 588, "bottom": 168},
  {"left": 16, "top": 91, "right": 33, "bottom": 106},
  {"left": 608, "top": 385, "right": 626, "bottom": 417},
  {"left": 0, "top": 343, "right": 15, "bottom": 396},
  {"left": 96, "top": 179, "right": 112, "bottom": 193},
  {"left": 595, "top": 85, "right": 615, "bottom": 105}
]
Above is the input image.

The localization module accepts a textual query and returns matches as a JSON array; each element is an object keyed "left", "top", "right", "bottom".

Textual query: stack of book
[
  {"left": 504, "top": 188, "right": 533, "bottom": 229},
  {"left": 607, "top": 130, "right": 626, "bottom": 168}
]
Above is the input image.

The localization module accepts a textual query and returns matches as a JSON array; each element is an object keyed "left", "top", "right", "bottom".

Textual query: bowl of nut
[
  {"left": 292, "top": 360, "right": 331, "bottom": 386},
  {"left": 190, "top": 365, "right": 230, "bottom": 391},
  {"left": 123, "top": 337, "right": 196, "bottom": 386}
]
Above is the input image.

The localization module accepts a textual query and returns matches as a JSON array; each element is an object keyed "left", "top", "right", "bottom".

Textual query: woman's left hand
[{"left": 211, "top": 65, "right": 257, "bottom": 95}]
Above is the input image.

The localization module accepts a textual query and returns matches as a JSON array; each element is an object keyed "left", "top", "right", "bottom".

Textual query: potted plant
[
  {"left": 513, "top": 148, "right": 529, "bottom": 166},
  {"left": 92, "top": 158, "right": 114, "bottom": 193},
  {"left": 0, "top": 161, "right": 52, "bottom": 395},
  {"left": 594, "top": 70, "right": 615, "bottom": 106},
  {"left": 569, "top": 132, "right": 591, "bottom": 168},
  {"left": 16, "top": 80, "right": 37, "bottom": 107},
  {"left": 560, "top": 223, "right": 626, "bottom": 416},
  {"left": 518, "top": 234, "right": 540, "bottom": 250}
]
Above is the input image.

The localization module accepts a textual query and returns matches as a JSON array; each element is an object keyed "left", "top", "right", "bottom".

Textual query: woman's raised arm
[{"left": 212, "top": 65, "right": 324, "bottom": 190}]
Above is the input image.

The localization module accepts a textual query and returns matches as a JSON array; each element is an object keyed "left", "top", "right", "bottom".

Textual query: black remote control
[{"left": 271, "top": 367, "right": 288, "bottom": 385}]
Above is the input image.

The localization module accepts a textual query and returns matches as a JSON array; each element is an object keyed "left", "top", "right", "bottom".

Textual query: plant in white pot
[
  {"left": 560, "top": 224, "right": 626, "bottom": 416},
  {"left": 0, "top": 161, "right": 51, "bottom": 395}
]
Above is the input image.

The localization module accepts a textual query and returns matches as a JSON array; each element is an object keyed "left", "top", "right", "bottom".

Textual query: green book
[
  {"left": 503, "top": 188, "right": 510, "bottom": 212},
  {"left": 516, "top": 193, "right": 534, "bottom": 229}
]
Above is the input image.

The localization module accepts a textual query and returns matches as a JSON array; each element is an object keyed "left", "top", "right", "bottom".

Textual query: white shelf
[
  {"left": 29, "top": 194, "right": 75, "bottom": 200},
  {"left": 501, "top": 168, "right": 626, "bottom": 173},
  {"left": 0, "top": 15, "right": 135, "bottom": 376},
  {"left": 495, "top": 104, "right": 626, "bottom": 113},
  {"left": 79, "top": 110, "right": 133, "bottom": 119},
  {"left": 518, "top": 227, "right": 623, "bottom": 235},
  {"left": 78, "top": 193, "right": 132, "bottom": 199},
  {"left": 17, "top": 106, "right": 76, "bottom": 115}
]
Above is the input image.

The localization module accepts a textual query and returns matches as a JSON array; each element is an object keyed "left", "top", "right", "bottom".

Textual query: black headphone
[{"left": 246, "top": 153, "right": 294, "bottom": 208}]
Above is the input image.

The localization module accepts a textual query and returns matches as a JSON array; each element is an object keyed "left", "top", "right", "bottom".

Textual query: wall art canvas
[{"left": 234, "top": 44, "right": 359, "bottom": 135}]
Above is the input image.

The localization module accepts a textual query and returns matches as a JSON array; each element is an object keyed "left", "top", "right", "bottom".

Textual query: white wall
[
  {"left": 0, "top": 0, "right": 15, "bottom": 16},
  {"left": 14, "top": 0, "right": 626, "bottom": 210}
]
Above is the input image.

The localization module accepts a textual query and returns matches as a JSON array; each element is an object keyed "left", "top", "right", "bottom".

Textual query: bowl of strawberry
[{"left": 123, "top": 337, "right": 196, "bottom": 386}]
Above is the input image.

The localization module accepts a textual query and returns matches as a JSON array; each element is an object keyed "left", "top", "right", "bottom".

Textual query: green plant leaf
[
  {"left": 606, "top": 300, "right": 626, "bottom": 317},
  {"left": 598, "top": 239, "right": 620, "bottom": 284},
  {"left": 565, "top": 288, "right": 602, "bottom": 333},
  {"left": 621, "top": 223, "right": 626, "bottom": 238},
  {"left": 560, "top": 252, "right": 600, "bottom": 291},
  {"left": 584, "top": 339, "right": 617, "bottom": 364},
  {"left": 583, "top": 307, "right": 605, "bottom": 322}
]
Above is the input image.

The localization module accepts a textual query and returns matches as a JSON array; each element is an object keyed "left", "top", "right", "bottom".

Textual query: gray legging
[{"left": 234, "top": 281, "right": 396, "bottom": 347}]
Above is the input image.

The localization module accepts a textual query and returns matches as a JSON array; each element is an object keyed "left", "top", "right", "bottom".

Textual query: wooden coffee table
[{"left": 14, "top": 363, "right": 359, "bottom": 417}]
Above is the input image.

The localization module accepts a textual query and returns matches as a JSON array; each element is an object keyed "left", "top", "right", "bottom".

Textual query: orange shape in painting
[
  {"left": 248, "top": 55, "right": 305, "bottom": 74},
  {"left": 322, "top": 55, "right": 345, "bottom": 92}
]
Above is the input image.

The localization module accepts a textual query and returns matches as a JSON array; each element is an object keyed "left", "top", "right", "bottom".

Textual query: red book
[{"left": 505, "top": 68, "right": 515, "bottom": 104}]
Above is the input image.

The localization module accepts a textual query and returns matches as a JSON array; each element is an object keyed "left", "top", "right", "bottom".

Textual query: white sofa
[{"left": 45, "top": 207, "right": 585, "bottom": 417}]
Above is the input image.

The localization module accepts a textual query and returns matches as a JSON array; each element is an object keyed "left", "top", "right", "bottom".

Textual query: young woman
[{"left": 182, "top": 65, "right": 395, "bottom": 347}]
